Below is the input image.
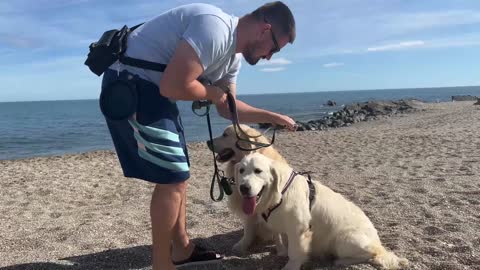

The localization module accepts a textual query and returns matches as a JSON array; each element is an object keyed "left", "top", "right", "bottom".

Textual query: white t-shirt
[{"left": 111, "top": 3, "right": 242, "bottom": 87}]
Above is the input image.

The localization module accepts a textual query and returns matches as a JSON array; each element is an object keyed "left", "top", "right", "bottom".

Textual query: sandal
[{"left": 173, "top": 244, "right": 224, "bottom": 267}]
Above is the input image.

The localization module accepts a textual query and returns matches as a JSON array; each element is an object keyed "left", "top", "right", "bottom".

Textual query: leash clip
[
  {"left": 220, "top": 176, "right": 233, "bottom": 196},
  {"left": 192, "top": 100, "right": 211, "bottom": 116}
]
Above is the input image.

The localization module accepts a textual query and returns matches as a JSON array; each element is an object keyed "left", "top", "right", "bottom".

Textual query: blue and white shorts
[{"left": 102, "top": 69, "right": 190, "bottom": 184}]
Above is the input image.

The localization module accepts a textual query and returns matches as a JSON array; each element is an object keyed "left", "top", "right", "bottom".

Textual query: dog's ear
[
  {"left": 269, "top": 161, "right": 284, "bottom": 205},
  {"left": 269, "top": 161, "right": 283, "bottom": 194},
  {"left": 234, "top": 163, "right": 241, "bottom": 182},
  {"left": 236, "top": 139, "right": 254, "bottom": 151}
]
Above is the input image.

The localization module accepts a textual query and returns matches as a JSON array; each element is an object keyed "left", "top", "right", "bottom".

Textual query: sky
[{"left": 1, "top": 0, "right": 479, "bottom": 102}]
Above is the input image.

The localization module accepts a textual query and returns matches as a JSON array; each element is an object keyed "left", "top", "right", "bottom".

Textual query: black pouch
[
  {"left": 84, "top": 25, "right": 130, "bottom": 76},
  {"left": 99, "top": 74, "right": 138, "bottom": 121}
]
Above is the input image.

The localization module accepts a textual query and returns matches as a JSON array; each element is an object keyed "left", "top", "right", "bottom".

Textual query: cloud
[
  {"left": 323, "top": 62, "right": 344, "bottom": 68},
  {"left": 382, "top": 10, "right": 480, "bottom": 33},
  {"left": 257, "top": 57, "right": 292, "bottom": 66},
  {"left": 260, "top": 67, "right": 286, "bottom": 72},
  {"left": 289, "top": 3, "right": 480, "bottom": 60},
  {"left": 257, "top": 57, "right": 291, "bottom": 72},
  {"left": 367, "top": 41, "right": 425, "bottom": 52}
]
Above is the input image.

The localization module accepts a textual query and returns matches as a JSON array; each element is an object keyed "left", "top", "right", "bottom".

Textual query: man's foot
[{"left": 172, "top": 244, "right": 223, "bottom": 267}]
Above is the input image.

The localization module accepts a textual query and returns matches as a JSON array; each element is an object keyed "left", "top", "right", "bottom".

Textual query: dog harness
[{"left": 261, "top": 170, "right": 316, "bottom": 222}]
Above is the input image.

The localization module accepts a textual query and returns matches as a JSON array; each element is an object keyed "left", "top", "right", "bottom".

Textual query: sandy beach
[{"left": 1, "top": 101, "right": 479, "bottom": 270}]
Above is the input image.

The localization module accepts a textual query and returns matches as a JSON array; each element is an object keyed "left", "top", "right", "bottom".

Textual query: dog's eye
[
  {"left": 254, "top": 168, "right": 262, "bottom": 174},
  {"left": 222, "top": 133, "right": 228, "bottom": 137},
  {"left": 239, "top": 168, "right": 245, "bottom": 174}
]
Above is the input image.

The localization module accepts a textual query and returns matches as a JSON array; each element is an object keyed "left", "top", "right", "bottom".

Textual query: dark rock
[
  {"left": 326, "top": 100, "right": 336, "bottom": 106},
  {"left": 293, "top": 99, "right": 422, "bottom": 131},
  {"left": 257, "top": 123, "right": 272, "bottom": 129},
  {"left": 257, "top": 99, "right": 423, "bottom": 132},
  {"left": 452, "top": 95, "right": 478, "bottom": 101}
]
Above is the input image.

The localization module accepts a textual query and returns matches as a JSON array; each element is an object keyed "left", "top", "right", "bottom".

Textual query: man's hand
[
  {"left": 271, "top": 113, "right": 297, "bottom": 131},
  {"left": 207, "top": 86, "right": 226, "bottom": 105}
]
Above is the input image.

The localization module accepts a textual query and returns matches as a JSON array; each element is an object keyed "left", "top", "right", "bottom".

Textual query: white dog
[
  {"left": 235, "top": 153, "right": 409, "bottom": 270},
  {"left": 207, "top": 124, "right": 288, "bottom": 255}
]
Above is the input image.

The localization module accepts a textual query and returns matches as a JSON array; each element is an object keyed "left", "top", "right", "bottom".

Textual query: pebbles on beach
[{"left": 1, "top": 101, "right": 479, "bottom": 270}]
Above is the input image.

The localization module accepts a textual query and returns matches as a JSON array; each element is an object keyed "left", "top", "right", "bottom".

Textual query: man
[{"left": 101, "top": 2, "right": 296, "bottom": 269}]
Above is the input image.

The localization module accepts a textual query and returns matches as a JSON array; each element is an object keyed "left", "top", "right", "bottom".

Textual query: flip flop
[{"left": 173, "top": 245, "right": 224, "bottom": 267}]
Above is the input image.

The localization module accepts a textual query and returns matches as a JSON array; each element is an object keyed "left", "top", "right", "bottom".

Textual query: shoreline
[
  {"left": 1, "top": 101, "right": 479, "bottom": 269},
  {"left": 1, "top": 98, "right": 478, "bottom": 161}
]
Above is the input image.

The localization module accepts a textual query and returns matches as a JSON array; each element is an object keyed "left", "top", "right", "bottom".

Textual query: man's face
[{"left": 243, "top": 22, "right": 288, "bottom": 65}]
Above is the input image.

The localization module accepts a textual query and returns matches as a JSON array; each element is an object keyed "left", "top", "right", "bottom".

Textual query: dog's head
[
  {"left": 234, "top": 153, "right": 284, "bottom": 216},
  {"left": 207, "top": 124, "right": 272, "bottom": 163}
]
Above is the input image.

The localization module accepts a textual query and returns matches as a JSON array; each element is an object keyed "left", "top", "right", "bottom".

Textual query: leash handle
[
  {"left": 192, "top": 100, "right": 211, "bottom": 116},
  {"left": 204, "top": 111, "right": 226, "bottom": 202}
]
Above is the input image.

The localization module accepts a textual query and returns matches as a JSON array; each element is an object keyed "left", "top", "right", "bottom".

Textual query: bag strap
[
  {"left": 118, "top": 22, "right": 168, "bottom": 72},
  {"left": 130, "top": 23, "right": 144, "bottom": 32},
  {"left": 119, "top": 55, "right": 167, "bottom": 72}
]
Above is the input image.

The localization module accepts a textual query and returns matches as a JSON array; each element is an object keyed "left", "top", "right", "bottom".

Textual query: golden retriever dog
[
  {"left": 207, "top": 124, "right": 288, "bottom": 254},
  {"left": 234, "top": 153, "right": 409, "bottom": 270}
]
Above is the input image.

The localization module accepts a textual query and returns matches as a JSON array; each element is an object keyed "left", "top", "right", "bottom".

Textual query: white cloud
[
  {"left": 260, "top": 67, "right": 286, "bottom": 72},
  {"left": 323, "top": 62, "right": 344, "bottom": 68},
  {"left": 423, "top": 35, "right": 480, "bottom": 49},
  {"left": 257, "top": 57, "right": 292, "bottom": 66},
  {"left": 383, "top": 10, "right": 480, "bottom": 33},
  {"left": 367, "top": 41, "right": 425, "bottom": 52}
]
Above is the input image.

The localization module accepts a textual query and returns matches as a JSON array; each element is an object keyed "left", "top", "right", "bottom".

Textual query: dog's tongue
[{"left": 242, "top": 197, "right": 256, "bottom": 216}]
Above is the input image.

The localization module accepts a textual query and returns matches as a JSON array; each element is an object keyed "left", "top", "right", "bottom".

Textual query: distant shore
[{"left": 1, "top": 101, "right": 479, "bottom": 269}]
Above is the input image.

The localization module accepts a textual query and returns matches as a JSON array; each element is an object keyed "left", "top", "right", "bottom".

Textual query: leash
[
  {"left": 223, "top": 90, "right": 277, "bottom": 151},
  {"left": 192, "top": 100, "right": 234, "bottom": 201},
  {"left": 192, "top": 87, "right": 276, "bottom": 202}
]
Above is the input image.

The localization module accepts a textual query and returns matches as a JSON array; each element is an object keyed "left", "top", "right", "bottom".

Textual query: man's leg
[
  {"left": 151, "top": 181, "right": 186, "bottom": 270},
  {"left": 171, "top": 182, "right": 195, "bottom": 262}
]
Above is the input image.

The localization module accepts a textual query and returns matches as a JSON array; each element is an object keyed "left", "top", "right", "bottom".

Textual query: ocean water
[{"left": 1, "top": 86, "right": 479, "bottom": 160}]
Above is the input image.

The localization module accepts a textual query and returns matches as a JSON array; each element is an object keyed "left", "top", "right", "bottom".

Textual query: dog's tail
[{"left": 369, "top": 244, "right": 409, "bottom": 270}]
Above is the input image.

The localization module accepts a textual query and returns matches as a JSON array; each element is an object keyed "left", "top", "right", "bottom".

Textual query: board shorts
[{"left": 101, "top": 69, "right": 190, "bottom": 184}]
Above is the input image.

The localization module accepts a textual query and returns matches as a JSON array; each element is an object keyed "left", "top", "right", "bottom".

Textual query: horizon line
[{"left": 1, "top": 85, "right": 479, "bottom": 103}]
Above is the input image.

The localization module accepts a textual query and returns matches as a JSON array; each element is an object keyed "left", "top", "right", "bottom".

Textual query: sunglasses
[{"left": 264, "top": 17, "right": 280, "bottom": 55}]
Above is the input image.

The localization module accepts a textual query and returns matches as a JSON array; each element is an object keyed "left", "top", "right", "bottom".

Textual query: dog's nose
[{"left": 239, "top": 184, "right": 251, "bottom": 196}]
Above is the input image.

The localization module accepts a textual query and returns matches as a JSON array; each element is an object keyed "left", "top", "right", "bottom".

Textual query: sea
[{"left": 1, "top": 86, "right": 479, "bottom": 160}]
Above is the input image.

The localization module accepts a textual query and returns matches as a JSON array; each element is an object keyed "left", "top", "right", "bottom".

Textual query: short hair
[{"left": 250, "top": 1, "right": 296, "bottom": 43}]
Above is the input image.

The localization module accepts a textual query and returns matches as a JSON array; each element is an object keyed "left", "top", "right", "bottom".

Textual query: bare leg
[
  {"left": 151, "top": 182, "right": 186, "bottom": 270},
  {"left": 171, "top": 182, "right": 194, "bottom": 262}
]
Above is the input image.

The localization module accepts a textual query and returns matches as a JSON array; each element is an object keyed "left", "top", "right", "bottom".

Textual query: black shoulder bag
[
  {"left": 84, "top": 23, "right": 169, "bottom": 121},
  {"left": 84, "top": 23, "right": 167, "bottom": 76}
]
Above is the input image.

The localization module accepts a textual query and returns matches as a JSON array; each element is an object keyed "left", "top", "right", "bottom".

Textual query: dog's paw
[{"left": 232, "top": 240, "right": 249, "bottom": 255}]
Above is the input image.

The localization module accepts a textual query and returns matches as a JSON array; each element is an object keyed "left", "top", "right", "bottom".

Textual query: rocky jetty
[
  {"left": 260, "top": 99, "right": 425, "bottom": 131},
  {"left": 451, "top": 95, "right": 478, "bottom": 101}
]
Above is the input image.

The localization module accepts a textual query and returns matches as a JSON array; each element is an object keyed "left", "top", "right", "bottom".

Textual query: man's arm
[
  {"left": 159, "top": 40, "right": 225, "bottom": 103},
  {"left": 215, "top": 80, "right": 297, "bottom": 130}
]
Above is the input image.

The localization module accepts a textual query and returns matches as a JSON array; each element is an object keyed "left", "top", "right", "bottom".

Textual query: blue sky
[{"left": 1, "top": 0, "right": 479, "bottom": 102}]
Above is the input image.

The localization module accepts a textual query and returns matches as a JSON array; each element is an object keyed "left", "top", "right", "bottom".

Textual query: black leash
[
  {"left": 223, "top": 90, "right": 277, "bottom": 151},
  {"left": 192, "top": 88, "right": 278, "bottom": 202},
  {"left": 192, "top": 100, "right": 234, "bottom": 202}
]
